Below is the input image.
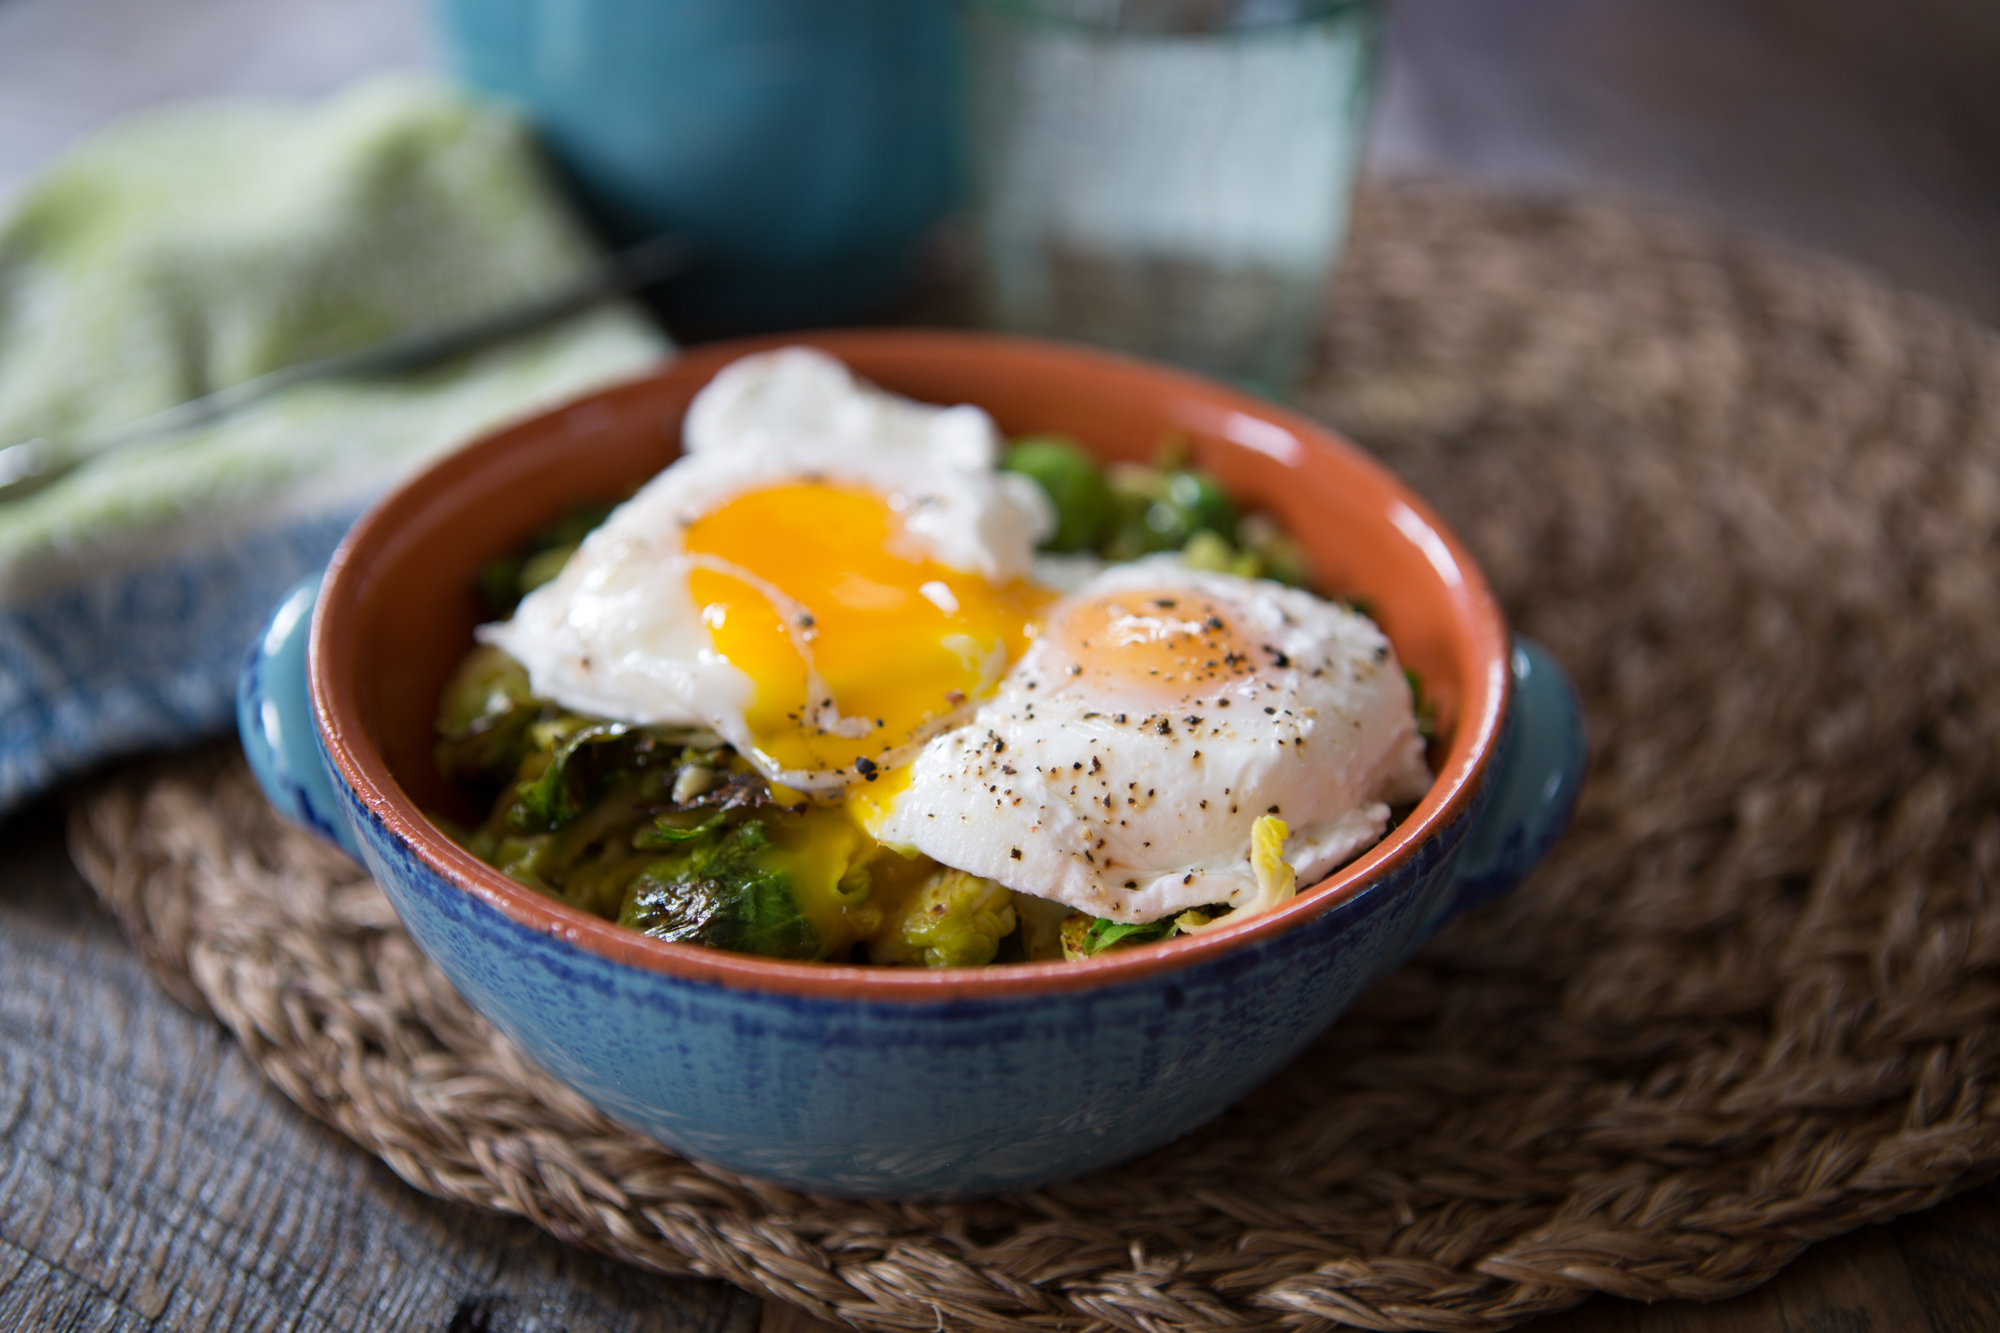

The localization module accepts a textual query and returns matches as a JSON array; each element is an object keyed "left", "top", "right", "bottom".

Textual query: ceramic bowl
[{"left": 238, "top": 330, "right": 1585, "bottom": 1197}]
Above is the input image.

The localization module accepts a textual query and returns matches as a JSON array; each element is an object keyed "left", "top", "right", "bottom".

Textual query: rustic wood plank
[
  {"left": 0, "top": 799, "right": 752, "bottom": 1333},
  {"left": 1895, "top": 1179, "right": 2000, "bottom": 1331},
  {"left": 759, "top": 1302, "right": 845, "bottom": 1333}
]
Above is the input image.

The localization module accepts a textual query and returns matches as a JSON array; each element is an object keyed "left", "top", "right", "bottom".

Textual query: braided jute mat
[{"left": 68, "top": 180, "right": 2000, "bottom": 1333}]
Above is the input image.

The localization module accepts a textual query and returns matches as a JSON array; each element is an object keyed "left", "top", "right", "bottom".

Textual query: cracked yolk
[{"left": 683, "top": 483, "right": 1052, "bottom": 778}]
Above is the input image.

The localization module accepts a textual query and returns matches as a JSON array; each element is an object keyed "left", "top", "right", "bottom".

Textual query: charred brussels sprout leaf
[
  {"left": 434, "top": 644, "right": 539, "bottom": 789},
  {"left": 634, "top": 810, "right": 728, "bottom": 847},
  {"left": 512, "top": 721, "right": 634, "bottom": 830},
  {"left": 620, "top": 820, "right": 819, "bottom": 960}
]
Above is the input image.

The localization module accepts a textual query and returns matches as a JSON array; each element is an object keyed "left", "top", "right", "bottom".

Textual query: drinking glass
[{"left": 964, "top": 0, "right": 1380, "bottom": 398}]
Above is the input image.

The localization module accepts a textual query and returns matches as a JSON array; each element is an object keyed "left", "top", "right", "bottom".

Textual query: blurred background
[{"left": 3, "top": 0, "right": 1996, "bottom": 327}]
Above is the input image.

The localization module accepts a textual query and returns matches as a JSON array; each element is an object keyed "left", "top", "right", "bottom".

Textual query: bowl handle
[
  {"left": 1445, "top": 637, "right": 1587, "bottom": 914},
  {"left": 236, "top": 573, "right": 363, "bottom": 861}
]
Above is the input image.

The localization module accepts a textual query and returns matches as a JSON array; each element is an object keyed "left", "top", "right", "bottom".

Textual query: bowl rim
[{"left": 310, "top": 329, "right": 1511, "bottom": 1002}]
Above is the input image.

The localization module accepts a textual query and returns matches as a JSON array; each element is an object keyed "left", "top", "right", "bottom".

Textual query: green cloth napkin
[
  {"left": 0, "top": 77, "right": 670, "bottom": 810},
  {"left": 0, "top": 74, "right": 668, "bottom": 593}
]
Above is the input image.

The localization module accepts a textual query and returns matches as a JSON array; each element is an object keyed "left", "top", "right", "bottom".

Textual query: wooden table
[{"left": 6, "top": 0, "right": 2000, "bottom": 1328}]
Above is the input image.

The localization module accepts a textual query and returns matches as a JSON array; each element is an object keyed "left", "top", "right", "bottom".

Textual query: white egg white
[
  {"left": 479, "top": 347, "right": 1054, "bottom": 791},
  {"left": 871, "top": 558, "right": 1434, "bottom": 923}
]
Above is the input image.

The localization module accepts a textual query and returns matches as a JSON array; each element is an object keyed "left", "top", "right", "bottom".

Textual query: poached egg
[
  {"left": 859, "top": 559, "right": 1432, "bottom": 922},
  {"left": 482, "top": 348, "right": 1056, "bottom": 792}
]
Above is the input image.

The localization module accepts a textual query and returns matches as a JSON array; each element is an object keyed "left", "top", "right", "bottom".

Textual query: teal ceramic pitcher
[{"left": 436, "top": 0, "right": 960, "bottom": 335}]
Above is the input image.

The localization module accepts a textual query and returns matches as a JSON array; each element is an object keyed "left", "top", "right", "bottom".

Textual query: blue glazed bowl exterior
[{"left": 332, "top": 735, "right": 1486, "bottom": 1195}]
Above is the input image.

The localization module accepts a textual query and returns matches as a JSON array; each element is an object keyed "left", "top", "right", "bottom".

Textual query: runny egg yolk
[
  {"left": 1056, "top": 589, "right": 1262, "bottom": 703},
  {"left": 684, "top": 483, "right": 1053, "bottom": 779}
]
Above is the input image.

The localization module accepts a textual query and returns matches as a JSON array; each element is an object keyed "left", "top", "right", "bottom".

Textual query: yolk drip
[
  {"left": 684, "top": 483, "right": 1052, "bottom": 778},
  {"left": 1057, "top": 589, "right": 1260, "bottom": 701},
  {"left": 844, "top": 761, "right": 915, "bottom": 840},
  {"left": 744, "top": 800, "right": 935, "bottom": 959}
]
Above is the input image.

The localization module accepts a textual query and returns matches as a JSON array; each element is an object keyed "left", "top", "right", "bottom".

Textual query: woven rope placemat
[{"left": 68, "top": 181, "right": 2000, "bottom": 1332}]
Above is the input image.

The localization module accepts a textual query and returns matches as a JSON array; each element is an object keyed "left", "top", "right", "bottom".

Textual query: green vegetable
[
  {"left": 1104, "top": 462, "right": 1172, "bottom": 560},
  {"left": 475, "top": 498, "right": 620, "bottom": 616},
  {"left": 1002, "top": 433, "right": 1305, "bottom": 588},
  {"left": 512, "top": 719, "right": 635, "bottom": 830},
  {"left": 434, "top": 643, "right": 540, "bottom": 789},
  {"left": 634, "top": 810, "right": 728, "bottom": 846},
  {"left": 440, "top": 665, "right": 839, "bottom": 959},
  {"left": 1237, "top": 511, "right": 1310, "bottom": 587},
  {"left": 1001, "top": 435, "right": 1112, "bottom": 553},
  {"left": 1166, "top": 470, "right": 1237, "bottom": 540},
  {"left": 620, "top": 820, "right": 820, "bottom": 960},
  {"left": 519, "top": 543, "right": 578, "bottom": 596},
  {"left": 1100, "top": 457, "right": 1242, "bottom": 561},
  {"left": 1080, "top": 916, "right": 1178, "bottom": 954},
  {"left": 1058, "top": 904, "right": 1231, "bottom": 959},
  {"left": 1404, "top": 667, "right": 1437, "bottom": 740},
  {"left": 874, "top": 868, "right": 1018, "bottom": 967},
  {"left": 474, "top": 554, "right": 527, "bottom": 621},
  {"left": 1139, "top": 468, "right": 1238, "bottom": 551},
  {"left": 436, "top": 642, "right": 534, "bottom": 735}
]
